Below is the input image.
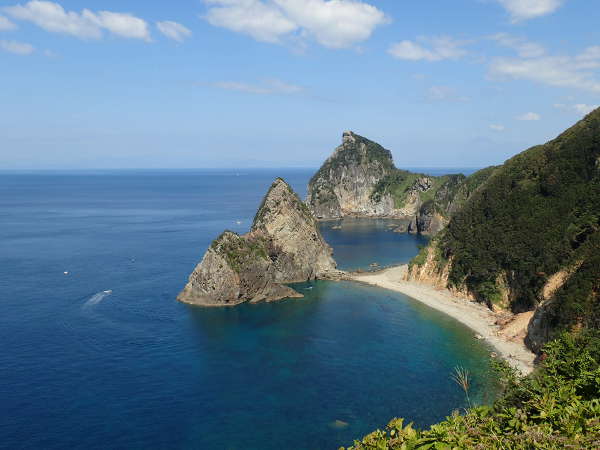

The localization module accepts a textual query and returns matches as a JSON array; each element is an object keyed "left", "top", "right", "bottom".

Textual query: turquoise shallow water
[{"left": 1, "top": 169, "right": 493, "bottom": 450}]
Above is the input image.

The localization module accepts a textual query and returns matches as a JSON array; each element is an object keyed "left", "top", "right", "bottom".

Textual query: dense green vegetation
[
  {"left": 370, "top": 170, "right": 425, "bottom": 206},
  {"left": 371, "top": 169, "right": 492, "bottom": 215},
  {"left": 433, "top": 109, "right": 600, "bottom": 341},
  {"left": 211, "top": 231, "right": 270, "bottom": 272},
  {"left": 345, "top": 331, "right": 600, "bottom": 449}
]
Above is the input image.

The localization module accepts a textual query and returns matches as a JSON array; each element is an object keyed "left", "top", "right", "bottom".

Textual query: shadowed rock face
[{"left": 178, "top": 178, "right": 336, "bottom": 306}]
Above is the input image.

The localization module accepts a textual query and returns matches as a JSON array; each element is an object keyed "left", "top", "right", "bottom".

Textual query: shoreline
[{"left": 350, "top": 265, "right": 536, "bottom": 375}]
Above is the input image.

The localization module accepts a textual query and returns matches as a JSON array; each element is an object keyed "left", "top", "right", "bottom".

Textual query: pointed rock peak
[
  {"left": 262, "top": 177, "right": 297, "bottom": 204},
  {"left": 331, "top": 131, "right": 394, "bottom": 170},
  {"left": 270, "top": 177, "right": 291, "bottom": 191},
  {"left": 252, "top": 177, "right": 312, "bottom": 230},
  {"left": 341, "top": 130, "right": 374, "bottom": 147},
  {"left": 342, "top": 131, "right": 357, "bottom": 145}
]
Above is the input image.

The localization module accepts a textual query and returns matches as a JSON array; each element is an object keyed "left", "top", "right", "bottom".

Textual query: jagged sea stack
[{"left": 178, "top": 178, "right": 336, "bottom": 306}]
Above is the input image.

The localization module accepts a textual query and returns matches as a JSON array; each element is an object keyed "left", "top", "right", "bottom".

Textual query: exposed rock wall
[
  {"left": 307, "top": 131, "right": 488, "bottom": 235},
  {"left": 307, "top": 131, "right": 396, "bottom": 219},
  {"left": 178, "top": 178, "right": 337, "bottom": 306}
]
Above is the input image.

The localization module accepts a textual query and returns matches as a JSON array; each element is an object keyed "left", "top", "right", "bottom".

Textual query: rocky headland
[
  {"left": 178, "top": 178, "right": 338, "bottom": 306},
  {"left": 307, "top": 131, "right": 493, "bottom": 235}
]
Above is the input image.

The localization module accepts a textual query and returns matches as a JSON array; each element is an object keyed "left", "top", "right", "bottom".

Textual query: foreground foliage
[{"left": 345, "top": 331, "right": 600, "bottom": 449}]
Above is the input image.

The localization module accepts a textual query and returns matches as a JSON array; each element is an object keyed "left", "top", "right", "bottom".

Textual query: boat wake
[{"left": 83, "top": 290, "right": 113, "bottom": 309}]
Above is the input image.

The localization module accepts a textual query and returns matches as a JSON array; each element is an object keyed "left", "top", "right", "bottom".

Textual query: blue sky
[{"left": 1, "top": 0, "right": 599, "bottom": 169}]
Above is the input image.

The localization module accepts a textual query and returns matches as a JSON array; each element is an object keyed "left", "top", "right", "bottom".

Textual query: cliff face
[
  {"left": 406, "top": 108, "right": 600, "bottom": 351},
  {"left": 307, "top": 131, "right": 491, "bottom": 235},
  {"left": 178, "top": 178, "right": 336, "bottom": 306},
  {"left": 307, "top": 131, "right": 396, "bottom": 219}
]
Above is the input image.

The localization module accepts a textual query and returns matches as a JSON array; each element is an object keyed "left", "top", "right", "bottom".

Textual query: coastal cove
[{"left": 2, "top": 169, "right": 498, "bottom": 450}]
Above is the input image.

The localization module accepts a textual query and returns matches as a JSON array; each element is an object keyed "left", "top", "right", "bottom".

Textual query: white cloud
[
  {"left": 490, "top": 33, "right": 545, "bottom": 58},
  {"left": 89, "top": 11, "right": 151, "bottom": 41},
  {"left": 157, "top": 21, "right": 192, "bottom": 42},
  {"left": 489, "top": 42, "right": 600, "bottom": 93},
  {"left": 208, "top": 79, "right": 303, "bottom": 95},
  {"left": 577, "top": 46, "right": 600, "bottom": 62},
  {"left": 203, "top": 0, "right": 388, "bottom": 49},
  {"left": 0, "top": 39, "right": 34, "bottom": 54},
  {"left": 554, "top": 103, "right": 599, "bottom": 115},
  {"left": 0, "top": 15, "right": 17, "bottom": 30},
  {"left": 204, "top": 0, "right": 297, "bottom": 44},
  {"left": 490, "top": 124, "right": 505, "bottom": 131},
  {"left": 497, "top": 0, "right": 565, "bottom": 22},
  {"left": 4, "top": 1, "right": 151, "bottom": 41},
  {"left": 273, "top": 0, "right": 389, "bottom": 48},
  {"left": 388, "top": 36, "right": 467, "bottom": 62},
  {"left": 427, "top": 85, "right": 469, "bottom": 102},
  {"left": 517, "top": 112, "right": 541, "bottom": 121}
]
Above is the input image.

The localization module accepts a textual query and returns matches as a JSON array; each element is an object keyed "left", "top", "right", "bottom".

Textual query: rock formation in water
[
  {"left": 307, "top": 131, "right": 492, "bottom": 235},
  {"left": 178, "top": 178, "right": 337, "bottom": 306},
  {"left": 406, "top": 107, "right": 600, "bottom": 352},
  {"left": 307, "top": 131, "right": 396, "bottom": 219}
]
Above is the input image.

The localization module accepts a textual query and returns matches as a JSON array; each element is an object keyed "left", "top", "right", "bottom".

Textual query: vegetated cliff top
[
  {"left": 308, "top": 131, "right": 395, "bottom": 185},
  {"left": 420, "top": 107, "right": 600, "bottom": 342}
]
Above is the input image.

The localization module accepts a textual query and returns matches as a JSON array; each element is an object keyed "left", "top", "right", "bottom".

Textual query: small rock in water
[
  {"left": 329, "top": 420, "right": 349, "bottom": 429},
  {"left": 475, "top": 334, "right": 484, "bottom": 340}
]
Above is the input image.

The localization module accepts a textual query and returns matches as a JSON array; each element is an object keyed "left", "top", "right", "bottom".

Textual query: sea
[{"left": 0, "top": 168, "right": 495, "bottom": 450}]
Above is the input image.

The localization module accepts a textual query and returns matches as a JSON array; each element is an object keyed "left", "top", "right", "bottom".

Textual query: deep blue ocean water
[{"left": 1, "top": 169, "right": 494, "bottom": 450}]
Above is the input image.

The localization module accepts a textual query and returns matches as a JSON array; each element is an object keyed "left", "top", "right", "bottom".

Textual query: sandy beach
[{"left": 352, "top": 265, "right": 536, "bottom": 375}]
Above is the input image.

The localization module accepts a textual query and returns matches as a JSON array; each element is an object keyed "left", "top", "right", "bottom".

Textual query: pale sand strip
[{"left": 351, "top": 265, "right": 536, "bottom": 375}]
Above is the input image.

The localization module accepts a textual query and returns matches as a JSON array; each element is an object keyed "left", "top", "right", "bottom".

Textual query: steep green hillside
[{"left": 410, "top": 108, "right": 600, "bottom": 349}]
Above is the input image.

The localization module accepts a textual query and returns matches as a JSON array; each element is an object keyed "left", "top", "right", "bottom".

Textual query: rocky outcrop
[
  {"left": 525, "top": 262, "right": 587, "bottom": 352},
  {"left": 307, "top": 131, "right": 396, "bottom": 219},
  {"left": 307, "top": 131, "right": 490, "bottom": 235},
  {"left": 178, "top": 178, "right": 337, "bottom": 306}
]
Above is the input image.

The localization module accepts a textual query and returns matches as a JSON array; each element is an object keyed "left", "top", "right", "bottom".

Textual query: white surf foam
[{"left": 83, "top": 290, "right": 113, "bottom": 308}]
